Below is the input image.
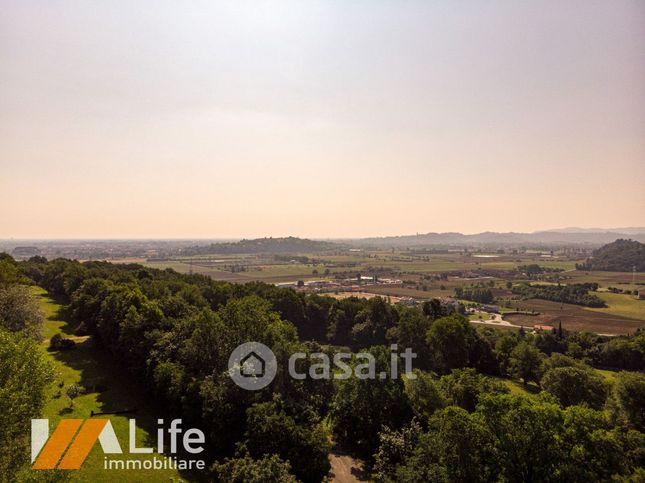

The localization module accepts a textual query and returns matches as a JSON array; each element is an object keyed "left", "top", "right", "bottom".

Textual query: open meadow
[{"left": 34, "top": 288, "right": 191, "bottom": 482}]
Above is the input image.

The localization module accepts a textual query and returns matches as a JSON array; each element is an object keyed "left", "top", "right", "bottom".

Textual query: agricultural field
[
  {"left": 112, "top": 248, "right": 644, "bottom": 335},
  {"left": 565, "top": 270, "right": 645, "bottom": 286},
  {"left": 131, "top": 251, "right": 576, "bottom": 282},
  {"left": 503, "top": 298, "right": 643, "bottom": 335}
]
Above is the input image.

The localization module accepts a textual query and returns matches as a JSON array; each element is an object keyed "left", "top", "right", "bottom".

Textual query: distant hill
[
  {"left": 181, "top": 236, "right": 339, "bottom": 255},
  {"left": 576, "top": 239, "right": 645, "bottom": 272},
  {"left": 349, "top": 230, "right": 645, "bottom": 248},
  {"left": 542, "top": 227, "right": 645, "bottom": 235}
]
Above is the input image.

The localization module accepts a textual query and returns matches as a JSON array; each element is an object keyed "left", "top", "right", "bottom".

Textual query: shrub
[
  {"left": 49, "top": 333, "right": 76, "bottom": 351},
  {"left": 66, "top": 383, "right": 84, "bottom": 407}
]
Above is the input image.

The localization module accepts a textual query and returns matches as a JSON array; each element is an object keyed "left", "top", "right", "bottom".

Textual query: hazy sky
[{"left": 1, "top": 1, "right": 644, "bottom": 238}]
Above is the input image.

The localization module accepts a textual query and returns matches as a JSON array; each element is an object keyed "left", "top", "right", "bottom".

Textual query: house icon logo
[
  {"left": 228, "top": 342, "right": 277, "bottom": 390},
  {"left": 240, "top": 351, "right": 265, "bottom": 378}
]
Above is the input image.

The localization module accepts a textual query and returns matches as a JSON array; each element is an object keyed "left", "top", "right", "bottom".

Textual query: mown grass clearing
[
  {"left": 496, "top": 378, "right": 540, "bottom": 398},
  {"left": 596, "top": 368, "right": 619, "bottom": 384},
  {"left": 33, "top": 288, "right": 189, "bottom": 482},
  {"left": 585, "top": 292, "right": 645, "bottom": 322}
]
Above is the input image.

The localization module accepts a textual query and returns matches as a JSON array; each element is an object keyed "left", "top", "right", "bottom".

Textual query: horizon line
[{"left": 2, "top": 226, "right": 645, "bottom": 242}]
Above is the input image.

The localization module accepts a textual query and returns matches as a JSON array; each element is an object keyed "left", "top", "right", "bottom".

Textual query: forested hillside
[
  {"left": 181, "top": 236, "right": 338, "bottom": 255},
  {"left": 577, "top": 239, "right": 645, "bottom": 272}
]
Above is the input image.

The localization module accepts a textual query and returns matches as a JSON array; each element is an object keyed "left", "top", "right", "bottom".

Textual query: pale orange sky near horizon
[{"left": 1, "top": 1, "right": 644, "bottom": 238}]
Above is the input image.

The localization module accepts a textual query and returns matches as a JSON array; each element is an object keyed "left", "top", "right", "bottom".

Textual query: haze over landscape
[
  {"left": 3, "top": 3, "right": 645, "bottom": 483},
  {"left": 1, "top": 0, "right": 644, "bottom": 238}
]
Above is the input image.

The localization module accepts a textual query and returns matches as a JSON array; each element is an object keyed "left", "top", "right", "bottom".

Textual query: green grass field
[
  {"left": 32, "top": 288, "right": 190, "bottom": 482},
  {"left": 566, "top": 270, "right": 645, "bottom": 286},
  {"left": 496, "top": 367, "right": 619, "bottom": 399},
  {"left": 596, "top": 368, "right": 619, "bottom": 384},
  {"left": 468, "top": 312, "right": 489, "bottom": 321},
  {"left": 585, "top": 292, "right": 645, "bottom": 322},
  {"left": 492, "top": 377, "right": 540, "bottom": 398}
]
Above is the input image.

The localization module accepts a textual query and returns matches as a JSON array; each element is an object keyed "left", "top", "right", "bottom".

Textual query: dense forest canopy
[
  {"left": 1, "top": 253, "right": 644, "bottom": 482},
  {"left": 577, "top": 239, "right": 645, "bottom": 272}
]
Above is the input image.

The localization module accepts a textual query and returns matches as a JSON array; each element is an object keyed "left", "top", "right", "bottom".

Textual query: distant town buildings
[
  {"left": 12, "top": 246, "right": 40, "bottom": 258},
  {"left": 277, "top": 276, "right": 403, "bottom": 294},
  {"left": 439, "top": 297, "right": 462, "bottom": 312},
  {"left": 397, "top": 297, "right": 417, "bottom": 307},
  {"left": 481, "top": 304, "right": 501, "bottom": 314}
]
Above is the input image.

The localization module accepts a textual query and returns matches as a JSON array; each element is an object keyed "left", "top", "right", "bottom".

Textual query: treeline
[
  {"left": 517, "top": 264, "right": 564, "bottom": 277},
  {"left": 577, "top": 239, "right": 645, "bottom": 272},
  {"left": 3, "top": 254, "right": 645, "bottom": 482},
  {"left": 274, "top": 255, "right": 316, "bottom": 264},
  {"left": 180, "top": 236, "right": 338, "bottom": 256},
  {"left": 454, "top": 286, "right": 494, "bottom": 304},
  {"left": 512, "top": 282, "right": 607, "bottom": 307}
]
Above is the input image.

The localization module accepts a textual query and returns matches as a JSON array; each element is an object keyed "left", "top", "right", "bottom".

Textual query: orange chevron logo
[{"left": 31, "top": 419, "right": 122, "bottom": 470}]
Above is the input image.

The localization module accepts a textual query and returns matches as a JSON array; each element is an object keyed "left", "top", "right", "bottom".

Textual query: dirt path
[
  {"left": 42, "top": 335, "right": 90, "bottom": 344},
  {"left": 329, "top": 447, "right": 369, "bottom": 482},
  {"left": 470, "top": 313, "right": 525, "bottom": 329}
]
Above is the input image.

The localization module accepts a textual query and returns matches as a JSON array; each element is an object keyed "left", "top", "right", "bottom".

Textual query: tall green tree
[
  {"left": 559, "top": 406, "right": 626, "bottom": 482},
  {"left": 475, "top": 394, "right": 563, "bottom": 482},
  {"left": 395, "top": 406, "right": 492, "bottom": 483},
  {"left": 373, "top": 419, "right": 422, "bottom": 483},
  {"left": 0, "top": 330, "right": 54, "bottom": 481},
  {"left": 212, "top": 453, "right": 298, "bottom": 483},
  {"left": 608, "top": 371, "right": 645, "bottom": 431},
  {"left": 331, "top": 346, "right": 412, "bottom": 458},
  {"left": 508, "top": 341, "right": 543, "bottom": 384},
  {"left": 426, "top": 315, "right": 470, "bottom": 373},
  {"left": 244, "top": 397, "right": 331, "bottom": 483},
  {"left": 0, "top": 285, "right": 44, "bottom": 340},
  {"left": 437, "top": 368, "right": 508, "bottom": 412},
  {"left": 403, "top": 370, "right": 446, "bottom": 421},
  {"left": 541, "top": 365, "right": 608, "bottom": 409},
  {"left": 392, "top": 310, "right": 432, "bottom": 369}
]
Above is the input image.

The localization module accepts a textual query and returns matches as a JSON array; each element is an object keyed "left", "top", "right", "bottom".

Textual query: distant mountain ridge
[
  {"left": 540, "top": 227, "right": 645, "bottom": 235},
  {"left": 348, "top": 230, "right": 645, "bottom": 247}
]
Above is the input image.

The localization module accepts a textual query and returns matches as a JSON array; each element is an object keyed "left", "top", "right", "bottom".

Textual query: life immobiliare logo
[{"left": 31, "top": 418, "right": 206, "bottom": 471}]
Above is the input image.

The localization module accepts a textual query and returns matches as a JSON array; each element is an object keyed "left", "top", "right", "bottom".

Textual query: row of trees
[
  {"left": 512, "top": 282, "right": 606, "bottom": 307},
  {"left": 517, "top": 264, "right": 564, "bottom": 277},
  {"left": 454, "top": 286, "right": 494, "bottom": 304}
]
